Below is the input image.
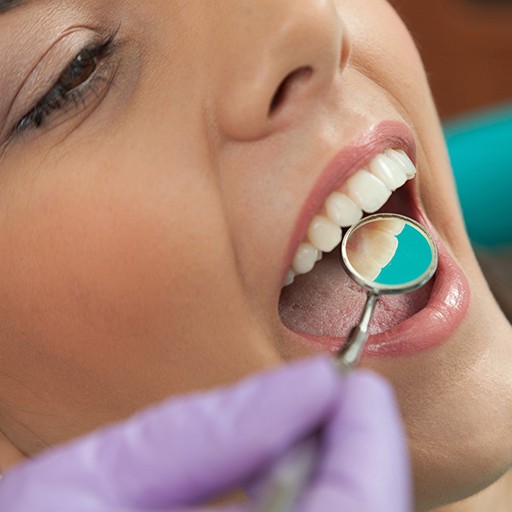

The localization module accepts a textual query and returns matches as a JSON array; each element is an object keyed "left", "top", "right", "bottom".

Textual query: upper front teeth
[
  {"left": 343, "top": 170, "right": 391, "bottom": 213},
  {"left": 368, "top": 152, "right": 408, "bottom": 191},
  {"left": 285, "top": 148, "right": 416, "bottom": 286},
  {"left": 325, "top": 192, "right": 362, "bottom": 227}
]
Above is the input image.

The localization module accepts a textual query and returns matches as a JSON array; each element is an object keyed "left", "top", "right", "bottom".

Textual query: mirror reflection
[{"left": 343, "top": 216, "right": 436, "bottom": 288}]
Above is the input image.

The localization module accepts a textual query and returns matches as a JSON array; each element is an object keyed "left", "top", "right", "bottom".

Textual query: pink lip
[
  {"left": 280, "top": 119, "right": 471, "bottom": 356},
  {"left": 365, "top": 219, "right": 470, "bottom": 356},
  {"left": 281, "top": 120, "right": 417, "bottom": 282}
]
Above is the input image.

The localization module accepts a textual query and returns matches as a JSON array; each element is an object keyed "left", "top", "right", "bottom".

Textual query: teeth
[
  {"left": 343, "top": 170, "right": 391, "bottom": 214},
  {"left": 368, "top": 218, "right": 406, "bottom": 236},
  {"left": 368, "top": 153, "right": 407, "bottom": 191},
  {"left": 283, "top": 148, "right": 417, "bottom": 287},
  {"left": 385, "top": 149, "right": 416, "bottom": 179},
  {"left": 292, "top": 243, "right": 320, "bottom": 275},
  {"left": 346, "top": 227, "right": 401, "bottom": 282},
  {"left": 347, "top": 229, "right": 399, "bottom": 271},
  {"left": 307, "top": 215, "right": 342, "bottom": 253},
  {"left": 325, "top": 192, "right": 363, "bottom": 227},
  {"left": 284, "top": 269, "right": 296, "bottom": 286}
]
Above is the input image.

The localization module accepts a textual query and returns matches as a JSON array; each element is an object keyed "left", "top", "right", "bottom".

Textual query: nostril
[{"left": 269, "top": 66, "right": 313, "bottom": 115}]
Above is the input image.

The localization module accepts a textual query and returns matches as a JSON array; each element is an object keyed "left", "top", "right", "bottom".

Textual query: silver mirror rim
[{"left": 340, "top": 213, "right": 439, "bottom": 295}]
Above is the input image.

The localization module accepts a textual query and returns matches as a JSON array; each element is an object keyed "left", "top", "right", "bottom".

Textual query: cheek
[
  {"left": 344, "top": 0, "right": 424, "bottom": 79},
  {"left": 2, "top": 171, "right": 191, "bottom": 330},
  {"left": 0, "top": 131, "right": 281, "bottom": 450},
  {"left": 0, "top": 149, "right": 261, "bottom": 397}
]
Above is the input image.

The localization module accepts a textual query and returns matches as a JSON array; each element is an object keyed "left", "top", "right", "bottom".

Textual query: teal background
[
  {"left": 444, "top": 104, "right": 512, "bottom": 247},
  {"left": 375, "top": 224, "right": 433, "bottom": 286}
]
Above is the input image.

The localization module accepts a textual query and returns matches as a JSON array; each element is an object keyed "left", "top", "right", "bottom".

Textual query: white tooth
[
  {"left": 368, "top": 153, "right": 407, "bottom": 191},
  {"left": 385, "top": 149, "right": 416, "bottom": 179},
  {"left": 346, "top": 229, "right": 399, "bottom": 280},
  {"left": 344, "top": 170, "right": 391, "bottom": 213},
  {"left": 307, "top": 215, "right": 342, "bottom": 253},
  {"left": 325, "top": 192, "right": 363, "bottom": 227},
  {"left": 346, "top": 247, "right": 382, "bottom": 282},
  {"left": 368, "top": 218, "right": 406, "bottom": 236},
  {"left": 283, "top": 269, "right": 296, "bottom": 286},
  {"left": 292, "top": 243, "right": 318, "bottom": 275},
  {"left": 316, "top": 250, "right": 323, "bottom": 262},
  {"left": 359, "top": 229, "right": 399, "bottom": 268}
]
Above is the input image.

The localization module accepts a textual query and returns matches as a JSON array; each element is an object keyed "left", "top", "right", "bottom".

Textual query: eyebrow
[{"left": 0, "top": 0, "right": 27, "bottom": 14}]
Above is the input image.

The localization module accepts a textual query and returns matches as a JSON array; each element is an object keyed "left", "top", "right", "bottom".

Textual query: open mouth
[{"left": 278, "top": 126, "right": 470, "bottom": 356}]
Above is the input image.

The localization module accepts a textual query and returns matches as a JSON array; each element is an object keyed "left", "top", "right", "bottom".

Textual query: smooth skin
[{"left": 0, "top": 1, "right": 510, "bottom": 511}]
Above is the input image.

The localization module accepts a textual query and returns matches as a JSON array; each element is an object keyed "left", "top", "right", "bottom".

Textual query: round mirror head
[{"left": 341, "top": 213, "right": 438, "bottom": 294}]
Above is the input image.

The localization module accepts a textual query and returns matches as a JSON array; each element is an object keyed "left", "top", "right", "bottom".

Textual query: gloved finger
[
  {"left": 0, "top": 357, "right": 341, "bottom": 511},
  {"left": 93, "top": 506, "right": 249, "bottom": 512},
  {"left": 187, "top": 506, "right": 248, "bottom": 512},
  {"left": 298, "top": 370, "right": 412, "bottom": 512},
  {"left": 70, "top": 508, "right": 247, "bottom": 512}
]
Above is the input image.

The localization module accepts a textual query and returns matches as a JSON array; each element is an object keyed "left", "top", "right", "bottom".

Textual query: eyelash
[{"left": 13, "top": 33, "right": 117, "bottom": 135}]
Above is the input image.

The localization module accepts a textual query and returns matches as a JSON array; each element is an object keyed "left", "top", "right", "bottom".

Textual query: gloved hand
[{"left": 0, "top": 357, "right": 411, "bottom": 512}]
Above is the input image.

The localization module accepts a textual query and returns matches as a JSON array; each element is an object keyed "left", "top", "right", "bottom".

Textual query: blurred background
[
  {"left": 389, "top": 0, "right": 512, "bottom": 319},
  {"left": 389, "top": 0, "right": 512, "bottom": 117}
]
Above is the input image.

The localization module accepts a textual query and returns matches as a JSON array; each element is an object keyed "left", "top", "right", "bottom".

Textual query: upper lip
[{"left": 280, "top": 119, "right": 417, "bottom": 281}]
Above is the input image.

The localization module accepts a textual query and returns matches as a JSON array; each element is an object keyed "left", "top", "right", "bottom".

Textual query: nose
[{"left": 214, "top": 0, "right": 349, "bottom": 141}]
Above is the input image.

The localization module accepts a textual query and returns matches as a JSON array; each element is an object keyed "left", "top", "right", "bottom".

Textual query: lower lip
[{"left": 285, "top": 211, "right": 471, "bottom": 357}]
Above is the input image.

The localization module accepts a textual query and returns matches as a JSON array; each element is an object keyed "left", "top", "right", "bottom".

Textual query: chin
[{"left": 385, "top": 267, "right": 512, "bottom": 510}]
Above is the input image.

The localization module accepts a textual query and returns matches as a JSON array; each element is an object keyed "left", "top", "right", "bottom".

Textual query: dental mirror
[
  {"left": 259, "top": 213, "right": 438, "bottom": 512},
  {"left": 337, "top": 213, "right": 438, "bottom": 369}
]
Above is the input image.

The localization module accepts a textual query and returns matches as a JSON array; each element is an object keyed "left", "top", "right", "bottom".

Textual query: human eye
[{"left": 13, "top": 31, "right": 119, "bottom": 135}]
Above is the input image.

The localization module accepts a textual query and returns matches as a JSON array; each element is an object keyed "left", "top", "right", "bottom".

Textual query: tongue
[{"left": 279, "top": 248, "right": 433, "bottom": 338}]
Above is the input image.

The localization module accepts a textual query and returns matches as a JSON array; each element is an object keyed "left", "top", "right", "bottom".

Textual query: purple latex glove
[{"left": 0, "top": 357, "right": 411, "bottom": 512}]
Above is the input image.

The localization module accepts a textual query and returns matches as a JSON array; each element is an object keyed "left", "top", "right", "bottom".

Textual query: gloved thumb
[{"left": 298, "top": 370, "right": 413, "bottom": 512}]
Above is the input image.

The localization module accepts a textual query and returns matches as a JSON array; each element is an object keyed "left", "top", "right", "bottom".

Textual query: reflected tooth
[
  {"left": 283, "top": 269, "right": 296, "bottom": 286},
  {"left": 346, "top": 247, "right": 382, "bottom": 281},
  {"left": 386, "top": 149, "right": 416, "bottom": 179},
  {"left": 325, "top": 192, "right": 363, "bottom": 227},
  {"left": 368, "top": 218, "right": 406, "bottom": 236},
  {"left": 307, "top": 215, "right": 342, "bottom": 253},
  {"left": 359, "top": 229, "right": 399, "bottom": 267},
  {"left": 292, "top": 243, "right": 319, "bottom": 275},
  {"left": 346, "top": 228, "right": 399, "bottom": 280},
  {"left": 369, "top": 154, "right": 407, "bottom": 191},
  {"left": 344, "top": 170, "right": 391, "bottom": 213}
]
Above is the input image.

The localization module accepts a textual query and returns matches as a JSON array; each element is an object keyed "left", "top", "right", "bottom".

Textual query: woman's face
[{"left": 1, "top": 0, "right": 511, "bottom": 509}]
